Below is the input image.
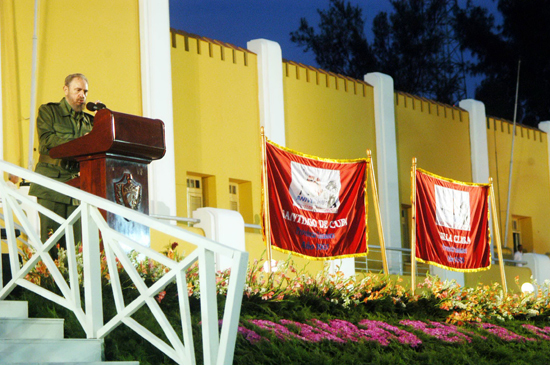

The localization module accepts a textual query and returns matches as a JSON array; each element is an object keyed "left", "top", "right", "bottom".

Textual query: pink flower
[
  {"left": 238, "top": 326, "right": 268, "bottom": 344},
  {"left": 400, "top": 320, "right": 472, "bottom": 344},
  {"left": 522, "top": 324, "right": 550, "bottom": 341},
  {"left": 477, "top": 323, "right": 535, "bottom": 342},
  {"left": 358, "top": 319, "right": 422, "bottom": 348}
]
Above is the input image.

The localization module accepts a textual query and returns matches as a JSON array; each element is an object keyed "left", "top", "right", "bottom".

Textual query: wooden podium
[{"left": 49, "top": 109, "right": 166, "bottom": 246}]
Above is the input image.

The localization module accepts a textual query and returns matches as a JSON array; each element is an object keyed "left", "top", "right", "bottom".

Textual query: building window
[
  {"left": 401, "top": 205, "right": 411, "bottom": 248},
  {"left": 187, "top": 177, "right": 203, "bottom": 216},
  {"left": 229, "top": 183, "right": 239, "bottom": 212},
  {"left": 512, "top": 217, "right": 521, "bottom": 253}
]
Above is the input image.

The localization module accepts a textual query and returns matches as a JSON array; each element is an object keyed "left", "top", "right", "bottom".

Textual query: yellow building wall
[
  {"left": 282, "top": 62, "right": 378, "bottom": 271},
  {"left": 395, "top": 93, "right": 472, "bottom": 208},
  {"left": 3, "top": 2, "right": 550, "bottom": 280},
  {"left": 487, "top": 118, "right": 550, "bottom": 254},
  {"left": 170, "top": 31, "right": 261, "bottom": 221},
  {"left": 1, "top": 0, "right": 143, "bottom": 168},
  {"left": 282, "top": 62, "right": 379, "bottom": 235},
  {"left": 170, "top": 31, "right": 272, "bottom": 265}
]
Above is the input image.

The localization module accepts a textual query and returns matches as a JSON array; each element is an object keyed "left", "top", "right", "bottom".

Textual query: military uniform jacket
[{"left": 29, "top": 98, "right": 94, "bottom": 204}]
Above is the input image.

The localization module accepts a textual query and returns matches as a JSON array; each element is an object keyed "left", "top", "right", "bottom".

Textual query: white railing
[{"left": 0, "top": 160, "right": 249, "bottom": 365}]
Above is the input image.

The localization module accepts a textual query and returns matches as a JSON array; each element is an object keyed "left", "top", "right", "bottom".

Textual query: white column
[
  {"left": 460, "top": 99, "right": 490, "bottom": 183},
  {"left": 364, "top": 72, "right": 403, "bottom": 274},
  {"left": 247, "top": 39, "right": 286, "bottom": 146},
  {"left": 139, "top": 0, "right": 177, "bottom": 219}
]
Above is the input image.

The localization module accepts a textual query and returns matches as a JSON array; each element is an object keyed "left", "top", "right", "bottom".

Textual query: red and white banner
[
  {"left": 415, "top": 169, "right": 491, "bottom": 272},
  {"left": 263, "top": 140, "right": 368, "bottom": 260}
]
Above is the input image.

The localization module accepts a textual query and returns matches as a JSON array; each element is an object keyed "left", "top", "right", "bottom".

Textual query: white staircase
[{"left": 0, "top": 301, "right": 139, "bottom": 364}]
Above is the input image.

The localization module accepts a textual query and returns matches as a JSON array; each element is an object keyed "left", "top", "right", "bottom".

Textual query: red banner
[
  {"left": 415, "top": 169, "right": 491, "bottom": 272},
  {"left": 263, "top": 140, "right": 368, "bottom": 260}
]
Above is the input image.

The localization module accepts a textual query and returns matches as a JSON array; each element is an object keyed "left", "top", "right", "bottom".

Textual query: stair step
[
  {"left": 0, "top": 318, "right": 64, "bottom": 339},
  {"left": 0, "top": 300, "right": 29, "bottom": 318},
  {"left": 0, "top": 339, "right": 104, "bottom": 363}
]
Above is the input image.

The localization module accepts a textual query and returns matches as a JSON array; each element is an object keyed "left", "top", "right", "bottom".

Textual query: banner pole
[
  {"left": 411, "top": 158, "right": 418, "bottom": 296},
  {"left": 367, "top": 150, "right": 389, "bottom": 275},
  {"left": 490, "top": 178, "right": 507, "bottom": 295},
  {"left": 261, "top": 127, "right": 273, "bottom": 272}
]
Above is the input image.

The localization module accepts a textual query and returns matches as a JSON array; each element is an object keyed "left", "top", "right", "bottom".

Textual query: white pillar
[
  {"left": 247, "top": 39, "right": 286, "bottom": 146},
  {"left": 460, "top": 99, "right": 490, "bottom": 183},
  {"left": 364, "top": 72, "right": 402, "bottom": 274},
  {"left": 139, "top": 0, "right": 177, "bottom": 219}
]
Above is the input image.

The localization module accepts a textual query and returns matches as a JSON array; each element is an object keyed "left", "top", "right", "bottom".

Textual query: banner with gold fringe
[
  {"left": 263, "top": 139, "right": 368, "bottom": 260},
  {"left": 415, "top": 168, "right": 491, "bottom": 272}
]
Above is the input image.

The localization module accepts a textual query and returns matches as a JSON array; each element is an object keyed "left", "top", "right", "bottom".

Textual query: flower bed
[{"left": 11, "top": 243, "right": 550, "bottom": 364}]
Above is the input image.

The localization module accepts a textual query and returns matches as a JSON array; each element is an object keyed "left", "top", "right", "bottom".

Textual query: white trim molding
[{"left": 139, "top": 0, "right": 177, "bottom": 218}]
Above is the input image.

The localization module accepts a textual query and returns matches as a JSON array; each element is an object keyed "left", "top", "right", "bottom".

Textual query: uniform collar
[{"left": 59, "top": 98, "right": 73, "bottom": 117}]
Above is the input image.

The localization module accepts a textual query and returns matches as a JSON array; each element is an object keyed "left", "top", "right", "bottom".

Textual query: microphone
[{"left": 86, "top": 102, "right": 107, "bottom": 111}]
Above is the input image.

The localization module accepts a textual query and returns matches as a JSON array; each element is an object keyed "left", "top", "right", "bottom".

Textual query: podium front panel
[{"left": 105, "top": 159, "right": 150, "bottom": 247}]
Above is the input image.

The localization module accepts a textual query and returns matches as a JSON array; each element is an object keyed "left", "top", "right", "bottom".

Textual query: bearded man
[{"left": 29, "top": 73, "right": 95, "bottom": 247}]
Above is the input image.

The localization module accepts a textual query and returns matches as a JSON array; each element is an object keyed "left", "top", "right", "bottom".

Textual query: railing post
[
  {"left": 199, "top": 248, "right": 219, "bottom": 365},
  {"left": 81, "top": 202, "right": 103, "bottom": 338}
]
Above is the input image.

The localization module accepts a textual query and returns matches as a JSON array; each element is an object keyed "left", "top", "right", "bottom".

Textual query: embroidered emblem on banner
[
  {"left": 435, "top": 185, "right": 471, "bottom": 231},
  {"left": 114, "top": 173, "right": 142, "bottom": 210},
  {"left": 289, "top": 161, "right": 341, "bottom": 213}
]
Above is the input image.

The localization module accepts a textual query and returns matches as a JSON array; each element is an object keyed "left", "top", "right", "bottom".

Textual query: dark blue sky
[
  {"left": 169, "top": 1, "right": 399, "bottom": 66},
  {"left": 169, "top": 0, "right": 500, "bottom": 98}
]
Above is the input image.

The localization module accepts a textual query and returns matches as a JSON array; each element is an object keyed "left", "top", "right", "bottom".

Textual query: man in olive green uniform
[{"left": 29, "top": 74, "right": 94, "bottom": 247}]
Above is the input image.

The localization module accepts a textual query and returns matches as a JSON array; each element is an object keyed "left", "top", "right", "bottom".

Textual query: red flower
[{"left": 156, "top": 290, "right": 166, "bottom": 303}]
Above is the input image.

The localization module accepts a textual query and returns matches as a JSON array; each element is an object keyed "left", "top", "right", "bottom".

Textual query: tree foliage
[
  {"left": 291, "top": 0, "right": 550, "bottom": 125},
  {"left": 372, "top": 0, "right": 466, "bottom": 104},
  {"left": 290, "top": 0, "right": 377, "bottom": 80},
  {"left": 454, "top": 0, "right": 550, "bottom": 126},
  {"left": 290, "top": 0, "right": 467, "bottom": 104}
]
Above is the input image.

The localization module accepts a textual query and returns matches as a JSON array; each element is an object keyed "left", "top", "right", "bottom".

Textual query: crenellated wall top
[
  {"left": 395, "top": 91, "right": 466, "bottom": 122},
  {"left": 170, "top": 28, "right": 254, "bottom": 66},
  {"left": 487, "top": 116, "right": 546, "bottom": 142},
  {"left": 282, "top": 60, "right": 372, "bottom": 97}
]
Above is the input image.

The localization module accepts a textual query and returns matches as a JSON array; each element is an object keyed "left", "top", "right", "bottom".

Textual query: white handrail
[{"left": 0, "top": 159, "right": 248, "bottom": 365}]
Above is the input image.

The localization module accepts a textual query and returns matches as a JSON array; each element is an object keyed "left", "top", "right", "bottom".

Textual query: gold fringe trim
[
  {"left": 272, "top": 245, "right": 368, "bottom": 261},
  {"left": 263, "top": 137, "right": 370, "bottom": 261},
  {"left": 415, "top": 257, "right": 491, "bottom": 273},
  {"left": 267, "top": 139, "right": 371, "bottom": 164},
  {"left": 415, "top": 166, "right": 493, "bottom": 273},
  {"left": 417, "top": 167, "right": 491, "bottom": 187}
]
